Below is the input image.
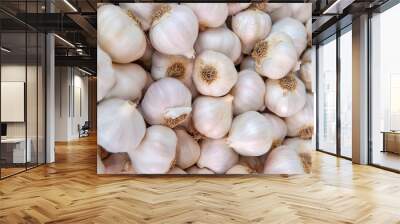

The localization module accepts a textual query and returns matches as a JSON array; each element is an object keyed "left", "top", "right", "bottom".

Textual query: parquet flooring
[{"left": 1, "top": 135, "right": 400, "bottom": 224}]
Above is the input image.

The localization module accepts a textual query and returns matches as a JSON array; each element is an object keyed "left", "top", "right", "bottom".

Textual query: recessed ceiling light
[
  {"left": 1, "top": 47, "right": 11, "bottom": 53},
  {"left": 63, "top": 0, "right": 78, "bottom": 12}
]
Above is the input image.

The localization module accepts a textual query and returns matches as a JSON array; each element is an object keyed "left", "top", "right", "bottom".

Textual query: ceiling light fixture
[
  {"left": 54, "top": 34, "right": 75, "bottom": 48},
  {"left": 63, "top": 0, "right": 78, "bottom": 12},
  {"left": 78, "top": 67, "right": 93, "bottom": 76},
  {"left": 1, "top": 47, "right": 11, "bottom": 53}
]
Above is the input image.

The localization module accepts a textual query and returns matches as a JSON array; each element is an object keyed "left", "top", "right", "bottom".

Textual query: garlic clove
[
  {"left": 98, "top": 4, "right": 146, "bottom": 63},
  {"left": 119, "top": 3, "right": 162, "bottom": 31},
  {"left": 141, "top": 77, "right": 192, "bottom": 128},
  {"left": 232, "top": 70, "right": 265, "bottom": 115},
  {"left": 192, "top": 95, "right": 233, "bottom": 139},
  {"left": 285, "top": 94, "right": 314, "bottom": 139},
  {"left": 97, "top": 46, "right": 115, "bottom": 102},
  {"left": 105, "top": 63, "right": 147, "bottom": 101},
  {"left": 197, "top": 138, "right": 238, "bottom": 174},
  {"left": 227, "top": 111, "right": 274, "bottom": 156},
  {"left": 168, "top": 167, "right": 187, "bottom": 174},
  {"left": 240, "top": 56, "right": 256, "bottom": 71},
  {"left": 128, "top": 125, "right": 177, "bottom": 174},
  {"left": 263, "top": 145, "right": 305, "bottom": 175},
  {"left": 193, "top": 50, "right": 238, "bottom": 97},
  {"left": 284, "top": 137, "right": 313, "bottom": 173},
  {"left": 263, "top": 113, "right": 288, "bottom": 148},
  {"left": 272, "top": 17, "right": 307, "bottom": 56},
  {"left": 227, "top": 3, "right": 251, "bottom": 15},
  {"left": 175, "top": 129, "right": 201, "bottom": 169},
  {"left": 265, "top": 74, "right": 307, "bottom": 117},
  {"left": 186, "top": 166, "right": 215, "bottom": 174},
  {"left": 150, "top": 4, "right": 198, "bottom": 58},
  {"left": 226, "top": 164, "right": 254, "bottom": 174},
  {"left": 184, "top": 3, "right": 228, "bottom": 29},
  {"left": 98, "top": 98, "right": 146, "bottom": 153}
]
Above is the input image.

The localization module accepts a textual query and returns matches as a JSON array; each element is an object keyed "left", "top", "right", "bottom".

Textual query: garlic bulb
[
  {"left": 272, "top": 18, "right": 307, "bottom": 56},
  {"left": 192, "top": 95, "right": 233, "bottom": 139},
  {"left": 302, "top": 48, "right": 312, "bottom": 63},
  {"left": 227, "top": 111, "right": 273, "bottom": 156},
  {"left": 284, "top": 137, "right": 313, "bottom": 173},
  {"left": 150, "top": 4, "right": 198, "bottom": 58},
  {"left": 306, "top": 19, "right": 312, "bottom": 46},
  {"left": 231, "top": 70, "right": 265, "bottom": 115},
  {"left": 285, "top": 94, "right": 314, "bottom": 139},
  {"left": 98, "top": 98, "right": 146, "bottom": 153},
  {"left": 197, "top": 139, "right": 239, "bottom": 174},
  {"left": 184, "top": 3, "right": 228, "bottom": 29},
  {"left": 102, "top": 153, "right": 135, "bottom": 174},
  {"left": 263, "top": 145, "right": 305, "bottom": 174},
  {"left": 129, "top": 125, "right": 177, "bottom": 174},
  {"left": 265, "top": 74, "right": 307, "bottom": 117},
  {"left": 186, "top": 166, "right": 215, "bottom": 174},
  {"left": 238, "top": 156, "right": 264, "bottom": 173},
  {"left": 168, "top": 167, "right": 187, "bottom": 174},
  {"left": 139, "top": 37, "right": 154, "bottom": 70},
  {"left": 195, "top": 27, "right": 242, "bottom": 63},
  {"left": 263, "top": 113, "right": 287, "bottom": 147},
  {"left": 268, "top": 4, "right": 292, "bottom": 23},
  {"left": 300, "top": 62, "right": 313, "bottom": 92},
  {"left": 141, "top": 77, "right": 192, "bottom": 128},
  {"left": 251, "top": 32, "right": 297, "bottom": 79},
  {"left": 240, "top": 56, "right": 256, "bottom": 71},
  {"left": 106, "top": 63, "right": 147, "bottom": 101},
  {"left": 97, "top": 46, "right": 115, "bottom": 102},
  {"left": 226, "top": 164, "right": 253, "bottom": 174},
  {"left": 193, "top": 50, "right": 238, "bottom": 97},
  {"left": 175, "top": 129, "right": 201, "bottom": 169},
  {"left": 289, "top": 3, "right": 311, "bottom": 24},
  {"left": 98, "top": 4, "right": 146, "bottom": 63},
  {"left": 119, "top": 3, "right": 162, "bottom": 31},
  {"left": 232, "top": 8, "right": 272, "bottom": 54},
  {"left": 228, "top": 3, "right": 251, "bottom": 15}
]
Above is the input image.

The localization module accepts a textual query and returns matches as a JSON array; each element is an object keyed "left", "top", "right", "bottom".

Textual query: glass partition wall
[{"left": 0, "top": 1, "right": 46, "bottom": 179}]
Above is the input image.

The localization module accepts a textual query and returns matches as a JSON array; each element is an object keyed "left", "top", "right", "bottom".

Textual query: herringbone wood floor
[{"left": 1, "top": 135, "right": 400, "bottom": 224}]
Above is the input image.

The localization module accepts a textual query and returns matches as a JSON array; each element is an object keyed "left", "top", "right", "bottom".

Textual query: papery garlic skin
[
  {"left": 186, "top": 166, "right": 215, "bottom": 174},
  {"left": 265, "top": 74, "right": 307, "bottom": 117},
  {"left": 263, "top": 145, "right": 305, "bottom": 175},
  {"left": 192, "top": 95, "right": 233, "bottom": 139},
  {"left": 227, "top": 111, "right": 273, "bottom": 156},
  {"left": 228, "top": 3, "right": 251, "bottom": 15},
  {"left": 102, "top": 153, "right": 135, "bottom": 174},
  {"left": 285, "top": 94, "right": 314, "bottom": 139},
  {"left": 232, "top": 8, "right": 272, "bottom": 54},
  {"left": 272, "top": 17, "right": 307, "bottom": 56},
  {"left": 263, "top": 113, "right": 288, "bottom": 147},
  {"left": 98, "top": 4, "right": 146, "bottom": 63},
  {"left": 239, "top": 156, "right": 265, "bottom": 173},
  {"left": 168, "top": 167, "right": 187, "bottom": 174},
  {"left": 141, "top": 77, "right": 192, "bottom": 128},
  {"left": 240, "top": 56, "right": 256, "bottom": 71},
  {"left": 139, "top": 37, "right": 154, "bottom": 70},
  {"left": 98, "top": 98, "right": 146, "bottom": 153},
  {"left": 226, "top": 164, "right": 253, "bottom": 174},
  {"left": 175, "top": 129, "right": 201, "bottom": 169},
  {"left": 284, "top": 137, "right": 313, "bottom": 173},
  {"left": 119, "top": 3, "right": 161, "bottom": 31},
  {"left": 184, "top": 3, "right": 228, "bottom": 29},
  {"left": 305, "top": 19, "right": 312, "bottom": 46},
  {"left": 150, "top": 4, "right": 198, "bottom": 58},
  {"left": 97, "top": 46, "right": 115, "bottom": 102},
  {"left": 252, "top": 32, "right": 298, "bottom": 79},
  {"left": 289, "top": 3, "right": 312, "bottom": 23},
  {"left": 106, "top": 63, "right": 147, "bottom": 101},
  {"left": 195, "top": 27, "right": 242, "bottom": 63},
  {"left": 129, "top": 125, "right": 177, "bottom": 174},
  {"left": 231, "top": 70, "right": 265, "bottom": 115},
  {"left": 193, "top": 50, "right": 238, "bottom": 97},
  {"left": 300, "top": 62, "right": 313, "bottom": 92},
  {"left": 197, "top": 139, "right": 239, "bottom": 174}
]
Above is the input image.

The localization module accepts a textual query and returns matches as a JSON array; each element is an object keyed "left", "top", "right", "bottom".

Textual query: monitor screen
[{"left": 1, "top": 123, "right": 7, "bottom": 137}]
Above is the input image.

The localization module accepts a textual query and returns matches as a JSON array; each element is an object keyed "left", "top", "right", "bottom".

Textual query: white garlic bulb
[
  {"left": 240, "top": 56, "right": 256, "bottom": 71},
  {"left": 98, "top": 4, "right": 146, "bottom": 63},
  {"left": 232, "top": 8, "right": 272, "bottom": 54},
  {"left": 263, "top": 145, "right": 305, "bottom": 174},
  {"left": 285, "top": 94, "right": 314, "bottom": 139},
  {"left": 98, "top": 98, "right": 146, "bottom": 153},
  {"left": 175, "top": 129, "right": 201, "bottom": 169},
  {"left": 227, "top": 111, "right": 273, "bottom": 156},
  {"left": 231, "top": 70, "right": 265, "bottom": 115},
  {"left": 141, "top": 77, "right": 192, "bottom": 128},
  {"left": 284, "top": 137, "right": 313, "bottom": 173},
  {"left": 300, "top": 62, "right": 313, "bottom": 92},
  {"left": 195, "top": 27, "right": 242, "bottom": 63},
  {"left": 186, "top": 166, "right": 215, "bottom": 174},
  {"left": 197, "top": 139, "right": 239, "bottom": 174},
  {"left": 97, "top": 46, "right": 115, "bottom": 102},
  {"left": 251, "top": 32, "right": 298, "bottom": 79},
  {"left": 263, "top": 113, "right": 287, "bottom": 147},
  {"left": 193, "top": 50, "right": 238, "bottom": 97},
  {"left": 272, "top": 17, "right": 307, "bottom": 56},
  {"left": 268, "top": 4, "right": 292, "bottom": 23},
  {"left": 192, "top": 95, "right": 233, "bottom": 139},
  {"left": 226, "top": 164, "right": 253, "bottom": 174},
  {"left": 139, "top": 37, "right": 154, "bottom": 70},
  {"left": 228, "top": 3, "right": 251, "bottom": 15},
  {"left": 184, "top": 3, "right": 228, "bottom": 29},
  {"left": 105, "top": 63, "right": 147, "bottom": 101},
  {"left": 302, "top": 48, "right": 312, "bottom": 63},
  {"left": 129, "top": 125, "right": 177, "bottom": 174},
  {"left": 102, "top": 153, "right": 135, "bottom": 174},
  {"left": 265, "top": 74, "right": 307, "bottom": 117},
  {"left": 119, "top": 3, "right": 162, "bottom": 31},
  {"left": 289, "top": 3, "right": 312, "bottom": 24},
  {"left": 150, "top": 4, "right": 198, "bottom": 58},
  {"left": 168, "top": 167, "right": 187, "bottom": 174}
]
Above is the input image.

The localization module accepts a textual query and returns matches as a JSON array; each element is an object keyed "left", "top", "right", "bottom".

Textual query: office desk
[{"left": 1, "top": 138, "right": 31, "bottom": 163}]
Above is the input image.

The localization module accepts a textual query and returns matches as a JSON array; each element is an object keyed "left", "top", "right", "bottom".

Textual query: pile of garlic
[{"left": 97, "top": 2, "right": 314, "bottom": 175}]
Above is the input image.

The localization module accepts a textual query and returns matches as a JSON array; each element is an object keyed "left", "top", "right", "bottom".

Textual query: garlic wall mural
[{"left": 97, "top": 2, "right": 314, "bottom": 175}]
